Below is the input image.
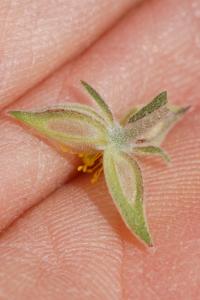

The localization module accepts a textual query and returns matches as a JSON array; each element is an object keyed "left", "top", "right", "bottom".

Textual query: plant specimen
[{"left": 9, "top": 81, "right": 188, "bottom": 246}]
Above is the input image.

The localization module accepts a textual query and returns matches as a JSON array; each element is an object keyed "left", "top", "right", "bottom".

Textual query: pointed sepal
[
  {"left": 81, "top": 81, "right": 113, "bottom": 124},
  {"left": 144, "top": 105, "right": 190, "bottom": 145},
  {"left": 128, "top": 91, "right": 167, "bottom": 123},
  {"left": 134, "top": 145, "right": 170, "bottom": 162},
  {"left": 125, "top": 92, "right": 170, "bottom": 139},
  {"left": 9, "top": 107, "right": 108, "bottom": 152},
  {"left": 103, "top": 147, "right": 152, "bottom": 246}
]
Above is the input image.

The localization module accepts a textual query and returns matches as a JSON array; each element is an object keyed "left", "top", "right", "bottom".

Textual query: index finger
[{"left": 0, "top": 0, "right": 137, "bottom": 108}]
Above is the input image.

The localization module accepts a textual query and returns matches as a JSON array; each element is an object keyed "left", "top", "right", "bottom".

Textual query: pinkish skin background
[{"left": 0, "top": 0, "right": 200, "bottom": 299}]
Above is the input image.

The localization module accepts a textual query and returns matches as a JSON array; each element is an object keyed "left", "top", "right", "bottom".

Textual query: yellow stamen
[
  {"left": 91, "top": 166, "right": 103, "bottom": 183},
  {"left": 77, "top": 152, "right": 103, "bottom": 182},
  {"left": 77, "top": 166, "right": 84, "bottom": 171},
  {"left": 88, "top": 160, "right": 102, "bottom": 172},
  {"left": 82, "top": 153, "right": 101, "bottom": 166}
]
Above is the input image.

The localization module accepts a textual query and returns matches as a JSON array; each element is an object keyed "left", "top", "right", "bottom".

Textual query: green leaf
[
  {"left": 128, "top": 91, "right": 167, "bottom": 123},
  {"left": 103, "top": 147, "right": 152, "bottom": 246},
  {"left": 9, "top": 107, "right": 108, "bottom": 152},
  {"left": 81, "top": 81, "right": 113, "bottom": 124},
  {"left": 134, "top": 145, "right": 170, "bottom": 162}
]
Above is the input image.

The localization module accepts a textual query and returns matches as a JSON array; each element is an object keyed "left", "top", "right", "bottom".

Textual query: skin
[{"left": 0, "top": 0, "right": 200, "bottom": 299}]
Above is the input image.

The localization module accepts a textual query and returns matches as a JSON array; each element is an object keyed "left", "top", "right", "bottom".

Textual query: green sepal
[
  {"left": 103, "top": 147, "right": 152, "bottom": 246},
  {"left": 134, "top": 145, "right": 170, "bottom": 162},
  {"left": 144, "top": 105, "right": 190, "bottom": 145},
  {"left": 125, "top": 92, "right": 170, "bottom": 140},
  {"left": 128, "top": 91, "right": 167, "bottom": 123},
  {"left": 81, "top": 81, "right": 113, "bottom": 124},
  {"left": 9, "top": 108, "right": 108, "bottom": 152}
]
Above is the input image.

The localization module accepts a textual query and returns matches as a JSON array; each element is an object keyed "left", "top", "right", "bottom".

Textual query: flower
[{"left": 9, "top": 81, "right": 188, "bottom": 246}]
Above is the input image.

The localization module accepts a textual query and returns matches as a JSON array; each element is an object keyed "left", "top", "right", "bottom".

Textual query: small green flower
[{"left": 9, "top": 81, "right": 189, "bottom": 246}]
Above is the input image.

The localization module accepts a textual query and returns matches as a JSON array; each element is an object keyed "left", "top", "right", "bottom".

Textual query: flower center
[{"left": 108, "top": 123, "right": 130, "bottom": 150}]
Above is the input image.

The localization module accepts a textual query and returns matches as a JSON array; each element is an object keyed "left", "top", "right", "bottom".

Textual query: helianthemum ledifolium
[{"left": 9, "top": 81, "right": 189, "bottom": 246}]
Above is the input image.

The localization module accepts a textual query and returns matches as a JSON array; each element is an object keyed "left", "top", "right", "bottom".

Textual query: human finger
[
  {"left": 1, "top": 0, "right": 199, "bottom": 233},
  {"left": 0, "top": 0, "right": 136, "bottom": 108}
]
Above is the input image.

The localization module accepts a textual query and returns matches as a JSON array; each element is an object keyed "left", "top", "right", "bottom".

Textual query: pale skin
[{"left": 0, "top": 0, "right": 200, "bottom": 299}]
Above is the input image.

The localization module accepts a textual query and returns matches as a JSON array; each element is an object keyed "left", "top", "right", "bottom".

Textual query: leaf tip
[
  {"left": 80, "top": 80, "right": 88, "bottom": 89},
  {"left": 159, "top": 90, "right": 167, "bottom": 104},
  {"left": 179, "top": 105, "right": 191, "bottom": 114},
  {"left": 138, "top": 228, "right": 153, "bottom": 247},
  {"left": 9, "top": 110, "right": 25, "bottom": 120}
]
